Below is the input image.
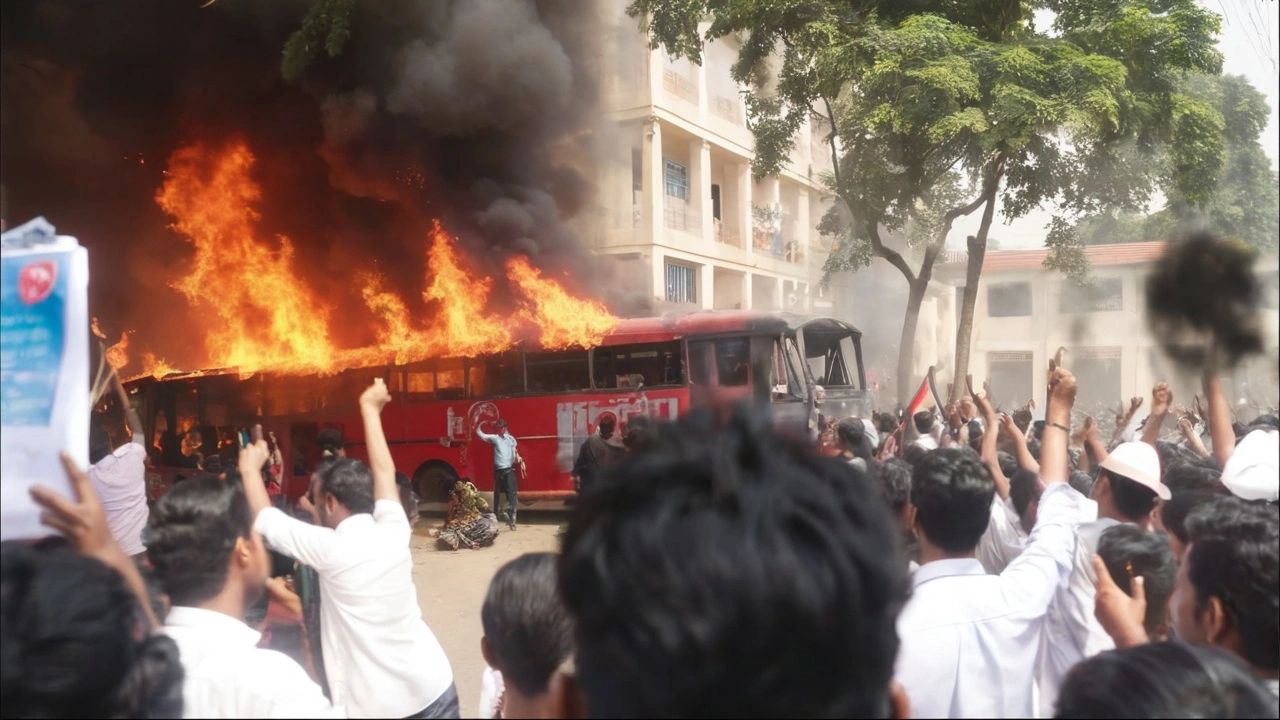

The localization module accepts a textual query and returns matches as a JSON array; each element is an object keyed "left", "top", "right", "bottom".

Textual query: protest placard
[{"left": 1, "top": 217, "right": 89, "bottom": 541}]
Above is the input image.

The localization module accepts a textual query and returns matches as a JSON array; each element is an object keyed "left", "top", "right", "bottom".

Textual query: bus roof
[{"left": 124, "top": 311, "right": 862, "bottom": 384}]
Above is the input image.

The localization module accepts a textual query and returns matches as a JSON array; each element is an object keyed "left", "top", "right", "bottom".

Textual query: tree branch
[{"left": 866, "top": 217, "right": 917, "bottom": 284}]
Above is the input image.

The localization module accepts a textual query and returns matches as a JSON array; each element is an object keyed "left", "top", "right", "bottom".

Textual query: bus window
[
  {"left": 593, "top": 341, "right": 683, "bottom": 389},
  {"left": 806, "top": 335, "right": 856, "bottom": 387},
  {"left": 436, "top": 358, "right": 465, "bottom": 400},
  {"left": 527, "top": 349, "right": 590, "bottom": 393},
  {"left": 323, "top": 368, "right": 384, "bottom": 408},
  {"left": 405, "top": 361, "right": 434, "bottom": 395},
  {"left": 714, "top": 338, "right": 750, "bottom": 387},
  {"left": 291, "top": 422, "right": 319, "bottom": 477},
  {"left": 777, "top": 338, "right": 806, "bottom": 400},
  {"left": 471, "top": 351, "right": 523, "bottom": 398}
]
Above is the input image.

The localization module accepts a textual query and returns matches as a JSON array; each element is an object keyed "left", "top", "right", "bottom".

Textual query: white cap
[
  {"left": 1099, "top": 441, "right": 1170, "bottom": 501},
  {"left": 1221, "top": 429, "right": 1279, "bottom": 503}
]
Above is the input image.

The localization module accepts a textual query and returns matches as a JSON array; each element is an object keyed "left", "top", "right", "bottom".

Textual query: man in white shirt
[
  {"left": 145, "top": 473, "right": 339, "bottom": 718},
  {"left": 477, "top": 419, "right": 520, "bottom": 530},
  {"left": 89, "top": 372, "right": 150, "bottom": 558},
  {"left": 976, "top": 468, "right": 1038, "bottom": 575},
  {"left": 895, "top": 366, "right": 1089, "bottom": 718},
  {"left": 1037, "top": 440, "right": 1167, "bottom": 716},
  {"left": 242, "top": 380, "right": 458, "bottom": 718}
]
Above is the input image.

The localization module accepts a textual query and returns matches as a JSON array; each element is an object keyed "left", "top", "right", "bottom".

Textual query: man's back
[
  {"left": 88, "top": 440, "right": 149, "bottom": 556},
  {"left": 255, "top": 499, "right": 453, "bottom": 717},
  {"left": 164, "top": 606, "right": 337, "bottom": 719}
]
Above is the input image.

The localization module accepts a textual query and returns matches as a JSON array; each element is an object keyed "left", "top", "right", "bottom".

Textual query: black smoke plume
[
  {"left": 1145, "top": 232, "right": 1264, "bottom": 372},
  {"left": 0, "top": 0, "right": 602, "bottom": 367}
]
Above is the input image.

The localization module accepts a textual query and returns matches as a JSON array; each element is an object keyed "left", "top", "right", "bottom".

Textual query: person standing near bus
[
  {"left": 572, "top": 415, "right": 624, "bottom": 495},
  {"left": 476, "top": 419, "right": 519, "bottom": 531}
]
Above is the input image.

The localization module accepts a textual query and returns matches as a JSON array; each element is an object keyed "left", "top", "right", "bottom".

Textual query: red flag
[{"left": 900, "top": 366, "right": 943, "bottom": 442}]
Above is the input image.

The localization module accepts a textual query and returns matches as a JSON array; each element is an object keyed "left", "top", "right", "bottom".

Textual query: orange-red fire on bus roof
[{"left": 114, "top": 139, "right": 616, "bottom": 381}]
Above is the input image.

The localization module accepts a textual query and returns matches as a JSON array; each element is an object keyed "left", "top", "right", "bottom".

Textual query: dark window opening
[
  {"left": 593, "top": 341, "right": 684, "bottom": 389},
  {"left": 987, "top": 282, "right": 1032, "bottom": 317},
  {"left": 526, "top": 350, "right": 590, "bottom": 394},
  {"left": 1061, "top": 277, "right": 1123, "bottom": 313}
]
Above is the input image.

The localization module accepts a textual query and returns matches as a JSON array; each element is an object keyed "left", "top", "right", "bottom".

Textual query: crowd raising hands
[{"left": 2, "top": 354, "right": 1276, "bottom": 719}]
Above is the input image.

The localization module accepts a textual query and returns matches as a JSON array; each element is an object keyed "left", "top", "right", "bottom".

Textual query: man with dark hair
[
  {"left": 1096, "top": 524, "right": 1177, "bottom": 639},
  {"left": 571, "top": 414, "right": 624, "bottom": 498},
  {"left": 977, "top": 468, "right": 1040, "bottom": 575},
  {"left": 316, "top": 428, "right": 345, "bottom": 462},
  {"left": 1039, "top": 441, "right": 1171, "bottom": 714},
  {"left": 147, "top": 475, "right": 336, "bottom": 717},
  {"left": 242, "top": 381, "right": 458, "bottom": 718},
  {"left": 875, "top": 458, "right": 917, "bottom": 571},
  {"left": 554, "top": 408, "right": 910, "bottom": 718},
  {"left": 479, "top": 553, "right": 573, "bottom": 719},
  {"left": 477, "top": 419, "right": 520, "bottom": 530},
  {"left": 1176, "top": 496, "right": 1279, "bottom": 695},
  {"left": 912, "top": 411, "right": 938, "bottom": 450},
  {"left": 896, "top": 367, "right": 1089, "bottom": 718}
]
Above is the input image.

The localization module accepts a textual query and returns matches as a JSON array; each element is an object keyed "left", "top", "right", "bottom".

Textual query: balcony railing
[
  {"left": 714, "top": 218, "right": 741, "bottom": 247},
  {"left": 664, "top": 202, "right": 701, "bottom": 233},
  {"left": 662, "top": 69, "right": 699, "bottom": 104}
]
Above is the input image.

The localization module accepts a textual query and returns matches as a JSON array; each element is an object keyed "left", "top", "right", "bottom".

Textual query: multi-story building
[{"left": 592, "top": 5, "right": 833, "bottom": 314}]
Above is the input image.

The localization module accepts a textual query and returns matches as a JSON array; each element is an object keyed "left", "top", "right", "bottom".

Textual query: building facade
[
  {"left": 592, "top": 4, "right": 833, "bottom": 315},
  {"left": 934, "top": 242, "right": 1280, "bottom": 415}
]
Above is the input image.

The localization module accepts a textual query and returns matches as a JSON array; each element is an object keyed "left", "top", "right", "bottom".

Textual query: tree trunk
[
  {"left": 951, "top": 190, "right": 1000, "bottom": 402},
  {"left": 897, "top": 277, "right": 930, "bottom": 405}
]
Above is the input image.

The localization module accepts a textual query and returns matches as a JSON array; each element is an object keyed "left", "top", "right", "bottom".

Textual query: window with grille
[
  {"left": 665, "top": 261, "right": 697, "bottom": 304},
  {"left": 664, "top": 158, "right": 688, "bottom": 201}
]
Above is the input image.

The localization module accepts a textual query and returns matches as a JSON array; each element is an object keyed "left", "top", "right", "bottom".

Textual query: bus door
[{"left": 750, "top": 333, "right": 813, "bottom": 440}]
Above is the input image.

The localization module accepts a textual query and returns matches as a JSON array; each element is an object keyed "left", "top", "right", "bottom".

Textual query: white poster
[{"left": 1, "top": 217, "right": 89, "bottom": 541}]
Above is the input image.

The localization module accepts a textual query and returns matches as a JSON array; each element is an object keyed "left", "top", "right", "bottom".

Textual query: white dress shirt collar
[
  {"left": 165, "top": 605, "right": 262, "bottom": 645},
  {"left": 912, "top": 557, "right": 985, "bottom": 588}
]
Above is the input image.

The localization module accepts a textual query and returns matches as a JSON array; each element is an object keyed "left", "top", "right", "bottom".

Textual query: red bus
[{"left": 125, "top": 311, "right": 871, "bottom": 506}]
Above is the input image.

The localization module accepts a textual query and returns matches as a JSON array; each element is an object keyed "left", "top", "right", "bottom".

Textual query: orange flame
[
  {"left": 134, "top": 139, "right": 616, "bottom": 379},
  {"left": 105, "top": 331, "right": 132, "bottom": 371},
  {"left": 507, "top": 257, "right": 617, "bottom": 350},
  {"left": 155, "top": 139, "right": 337, "bottom": 374}
]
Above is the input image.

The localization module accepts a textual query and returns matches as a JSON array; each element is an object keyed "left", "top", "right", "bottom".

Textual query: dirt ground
[{"left": 409, "top": 512, "right": 567, "bottom": 719}]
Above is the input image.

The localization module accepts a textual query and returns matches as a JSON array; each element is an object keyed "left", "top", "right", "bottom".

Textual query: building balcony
[
  {"left": 714, "top": 218, "right": 741, "bottom": 248},
  {"left": 662, "top": 69, "right": 699, "bottom": 105},
  {"left": 713, "top": 95, "right": 744, "bottom": 126},
  {"left": 664, "top": 202, "right": 701, "bottom": 234}
]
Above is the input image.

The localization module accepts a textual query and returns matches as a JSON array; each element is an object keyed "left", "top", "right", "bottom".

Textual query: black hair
[
  {"left": 1009, "top": 468, "right": 1043, "bottom": 518},
  {"left": 200, "top": 454, "right": 225, "bottom": 475},
  {"left": 1162, "top": 462, "right": 1224, "bottom": 495},
  {"left": 996, "top": 451, "right": 1018, "bottom": 481},
  {"left": 597, "top": 415, "right": 616, "bottom": 430},
  {"left": 316, "top": 427, "right": 344, "bottom": 458},
  {"left": 1096, "top": 525, "right": 1177, "bottom": 636},
  {"left": 1102, "top": 469, "right": 1159, "bottom": 521},
  {"left": 90, "top": 425, "right": 113, "bottom": 465},
  {"left": 1055, "top": 642, "right": 1278, "bottom": 718},
  {"left": 0, "top": 543, "right": 184, "bottom": 718},
  {"left": 314, "top": 457, "right": 376, "bottom": 515},
  {"left": 1185, "top": 496, "right": 1279, "bottom": 671},
  {"left": 1068, "top": 470, "right": 1094, "bottom": 497},
  {"left": 1247, "top": 414, "right": 1278, "bottom": 432},
  {"left": 875, "top": 458, "right": 912, "bottom": 512},
  {"left": 146, "top": 475, "right": 254, "bottom": 606},
  {"left": 481, "top": 553, "right": 573, "bottom": 697},
  {"left": 558, "top": 407, "right": 907, "bottom": 718},
  {"left": 913, "top": 411, "right": 935, "bottom": 434},
  {"left": 1026, "top": 439, "right": 1042, "bottom": 462},
  {"left": 911, "top": 448, "right": 995, "bottom": 555},
  {"left": 1161, "top": 489, "right": 1222, "bottom": 546},
  {"left": 901, "top": 442, "right": 928, "bottom": 469}
]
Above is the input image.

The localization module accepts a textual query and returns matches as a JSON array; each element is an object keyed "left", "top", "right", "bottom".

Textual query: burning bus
[{"left": 123, "top": 311, "right": 871, "bottom": 507}]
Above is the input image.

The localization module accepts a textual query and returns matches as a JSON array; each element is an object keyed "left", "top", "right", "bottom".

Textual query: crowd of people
[{"left": 1, "top": 354, "right": 1277, "bottom": 718}]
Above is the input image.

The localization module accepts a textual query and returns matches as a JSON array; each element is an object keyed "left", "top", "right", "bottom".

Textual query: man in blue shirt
[{"left": 476, "top": 419, "right": 519, "bottom": 531}]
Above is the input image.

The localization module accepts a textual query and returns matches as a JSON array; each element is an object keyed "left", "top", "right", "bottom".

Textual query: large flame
[
  {"left": 507, "top": 257, "right": 615, "bottom": 350},
  {"left": 155, "top": 141, "right": 337, "bottom": 374},
  {"left": 118, "top": 139, "right": 616, "bottom": 380}
]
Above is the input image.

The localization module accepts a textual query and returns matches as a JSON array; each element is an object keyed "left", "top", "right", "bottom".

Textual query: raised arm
[
  {"left": 1178, "top": 416, "right": 1211, "bottom": 458},
  {"left": 1000, "top": 411, "right": 1041, "bottom": 474},
  {"left": 112, "top": 372, "right": 145, "bottom": 444},
  {"left": 360, "top": 379, "right": 398, "bottom": 504},
  {"left": 1202, "top": 370, "right": 1235, "bottom": 468},
  {"left": 1140, "top": 382, "right": 1172, "bottom": 447},
  {"left": 475, "top": 424, "right": 496, "bottom": 443},
  {"left": 974, "top": 383, "right": 1008, "bottom": 499},
  {"left": 239, "top": 430, "right": 273, "bottom": 519},
  {"left": 1040, "top": 365, "right": 1077, "bottom": 486}
]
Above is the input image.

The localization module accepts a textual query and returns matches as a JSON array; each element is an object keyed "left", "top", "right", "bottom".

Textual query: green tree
[
  {"left": 629, "top": 0, "right": 1224, "bottom": 403},
  {"left": 281, "top": 0, "right": 356, "bottom": 83},
  {"left": 1049, "top": 73, "right": 1278, "bottom": 261}
]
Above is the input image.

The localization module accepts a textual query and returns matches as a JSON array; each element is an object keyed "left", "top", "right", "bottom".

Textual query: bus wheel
[{"left": 413, "top": 461, "right": 459, "bottom": 505}]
